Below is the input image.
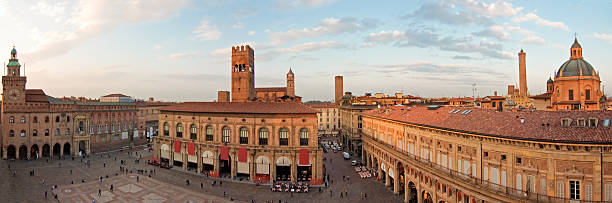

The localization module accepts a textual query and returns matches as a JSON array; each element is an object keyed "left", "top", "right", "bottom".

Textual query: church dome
[
  {"left": 571, "top": 38, "right": 581, "bottom": 49},
  {"left": 556, "top": 59, "right": 596, "bottom": 77},
  {"left": 547, "top": 77, "right": 553, "bottom": 84}
]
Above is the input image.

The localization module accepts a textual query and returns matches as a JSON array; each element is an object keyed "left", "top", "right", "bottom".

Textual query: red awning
[
  {"left": 187, "top": 142, "right": 195, "bottom": 155},
  {"left": 220, "top": 146, "right": 229, "bottom": 161},
  {"left": 299, "top": 149, "right": 309, "bottom": 165},
  {"left": 238, "top": 148, "right": 247, "bottom": 162},
  {"left": 173, "top": 140, "right": 181, "bottom": 153}
]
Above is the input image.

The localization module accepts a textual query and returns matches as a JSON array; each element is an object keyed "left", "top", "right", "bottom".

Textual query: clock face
[{"left": 7, "top": 89, "right": 20, "bottom": 101}]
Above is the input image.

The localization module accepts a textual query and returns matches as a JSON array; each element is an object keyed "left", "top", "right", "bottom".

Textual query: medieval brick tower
[
  {"left": 2, "top": 47, "right": 27, "bottom": 108},
  {"left": 518, "top": 49, "right": 528, "bottom": 96},
  {"left": 231, "top": 45, "right": 255, "bottom": 102},
  {"left": 286, "top": 68, "right": 295, "bottom": 97},
  {"left": 334, "top": 76, "right": 343, "bottom": 105}
]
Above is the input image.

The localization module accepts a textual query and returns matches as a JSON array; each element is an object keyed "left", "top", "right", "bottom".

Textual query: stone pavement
[{"left": 56, "top": 174, "right": 238, "bottom": 203}]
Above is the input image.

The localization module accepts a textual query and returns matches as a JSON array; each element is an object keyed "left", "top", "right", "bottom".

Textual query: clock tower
[{"left": 2, "top": 46, "right": 27, "bottom": 109}]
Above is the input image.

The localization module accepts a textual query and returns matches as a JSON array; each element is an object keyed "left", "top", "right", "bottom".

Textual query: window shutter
[
  {"left": 501, "top": 170, "right": 506, "bottom": 187},
  {"left": 585, "top": 183, "right": 592, "bottom": 201},
  {"left": 557, "top": 181, "right": 564, "bottom": 198},
  {"left": 472, "top": 163, "right": 477, "bottom": 177},
  {"left": 540, "top": 178, "right": 547, "bottom": 195},
  {"left": 605, "top": 183, "right": 611, "bottom": 201},
  {"left": 484, "top": 166, "right": 489, "bottom": 182}
]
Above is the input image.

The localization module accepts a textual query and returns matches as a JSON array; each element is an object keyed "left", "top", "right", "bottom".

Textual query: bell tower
[
  {"left": 570, "top": 37, "right": 583, "bottom": 60},
  {"left": 231, "top": 45, "right": 255, "bottom": 102},
  {"left": 286, "top": 68, "right": 295, "bottom": 97},
  {"left": 2, "top": 46, "right": 27, "bottom": 107}
]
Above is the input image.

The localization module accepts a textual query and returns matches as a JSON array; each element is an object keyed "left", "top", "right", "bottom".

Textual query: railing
[{"left": 368, "top": 137, "right": 605, "bottom": 203}]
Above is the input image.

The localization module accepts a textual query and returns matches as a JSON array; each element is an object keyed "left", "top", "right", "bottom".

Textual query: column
[
  {"left": 196, "top": 145, "right": 202, "bottom": 173},
  {"left": 291, "top": 152, "right": 297, "bottom": 183},
  {"left": 249, "top": 152, "right": 255, "bottom": 182},
  {"left": 404, "top": 170, "right": 410, "bottom": 203},
  {"left": 169, "top": 142, "right": 174, "bottom": 167},
  {"left": 377, "top": 159, "right": 382, "bottom": 182},
  {"left": 416, "top": 185, "right": 422, "bottom": 203},
  {"left": 231, "top": 149, "right": 237, "bottom": 178},
  {"left": 182, "top": 142, "right": 187, "bottom": 170},
  {"left": 385, "top": 167, "right": 391, "bottom": 187},
  {"left": 213, "top": 147, "right": 220, "bottom": 177},
  {"left": 393, "top": 167, "right": 400, "bottom": 194},
  {"left": 271, "top": 153, "right": 277, "bottom": 182},
  {"left": 361, "top": 148, "right": 366, "bottom": 164}
]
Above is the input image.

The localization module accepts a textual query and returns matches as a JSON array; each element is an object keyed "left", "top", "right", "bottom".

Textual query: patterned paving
[{"left": 56, "top": 174, "right": 241, "bottom": 203}]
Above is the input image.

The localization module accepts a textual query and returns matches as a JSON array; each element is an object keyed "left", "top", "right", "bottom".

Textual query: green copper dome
[
  {"left": 7, "top": 61, "right": 20, "bottom": 67},
  {"left": 11, "top": 47, "right": 16, "bottom": 54},
  {"left": 556, "top": 58, "right": 596, "bottom": 77}
]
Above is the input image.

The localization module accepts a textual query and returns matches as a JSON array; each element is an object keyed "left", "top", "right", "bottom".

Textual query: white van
[{"left": 343, "top": 152, "right": 350, "bottom": 160}]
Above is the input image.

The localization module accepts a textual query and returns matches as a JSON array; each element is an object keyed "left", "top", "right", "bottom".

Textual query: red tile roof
[
  {"left": 531, "top": 92, "right": 552, "bottom": 99},
  {"left": 102, "top": 93, "right": 129, "bottom": 97},
  {"left": 255, "top": 87, "right": 286, "bottom": 92},
  {"left": 25, "top": 89, "right": 49, "bottom": 102},
  {"left": 160, "top": 102, "right": 319, "bottom": 114},
  {"left": 363, "top": 105, "right": 612, "bottom": 144},
  {"left": 306, "top": 102, "right": 337, "bottom": 108}
]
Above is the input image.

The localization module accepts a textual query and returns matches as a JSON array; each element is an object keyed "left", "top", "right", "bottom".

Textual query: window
[
  {"left": 45, "top": 129, "right": 49, "bottom": 136},
  {"left": 163, "top": 122, "right": 169, "bottom": 136},
  {"left": 279, "top": 128, "right": 289, "bottom": 146},
  {"left": 259, "top": 128, "right": 269, "bottom": 146},
  {"left": 20, "top": 117, "right": 25, "bottom": 123},
  {"left": 176, "top": 123, "right": 183, "bottom": 138},
  {"left": 111, "top": 123, "right": 115, "bottom": 132},
  {"left": 586, "top": 89, "right": 591, "bottom": 100},
  {"left": 33, "top": 116, "right": 38, "bottom": 123},
  {"left": 55, "top": 129, "right": 60, "bottom": 136},
  {"left": 9, "top": 116, "right": 14, "bottom": 123},
  {"left": 66, "top": 116, "right": 70, "bottom": 122},
  {"left": 98, "top": 124, "right": 102, "bottom": 134},
  {"left": 65, "top": 129, "right": 70, "bottom": 135},
  {"left": 578, "top": 119, "right": 585, "bottom": 127},
  {"left": 516, "top": 157, "right": 522, "bottom": 164},
  {"left": 20, "top": 130, "right": 26, "bottom": 137},
  {"left": 56, "top": 116, "right": 60, "bottom": 122},
  {"left": 604, "top": 119, "right": 611, "bottom": 127},
  {"left": 239, "top": 127, "right": 249, "bottom": 144},
  {"left": 105, "top": 124, "right": 109, "bottom": 133},
  {"left": 299, "top": 128, "right": 309, "bottom": 146},
  {"left": 570, "top": 180, "right": 580, "bottom": 200},
  {"left": 569, "top": 90, "right": 574, "bottom": 100},
  {"left": 33, "top": 129, "right": 38, "bottom": 136},
  {"left": 205, "top": 125, "right": 213, "bottom": 141},
  {"left": 190, "top": 124, "right": 197, "bottom": 140},
  {"left": 492, "top": 102, "right": 496, "bottom": 107},
  {"left": 588, "top": 118, "right": 597, "bottom": 127},
  {"left": 222, "top": 126, "right": 230, "bottom": 143},
  {"left": 79, "top": 121, "right": 85, "bottom": 132},
  {"left": 45, "top": 116, "right": 49, "bottom": 123},
  {"left": 89, "top": 125, "right": 94, "bottom": 134},
  {"left": 562, "top": 118, "right": 572, "bottom": 127},
  {"left": 9, "top": 130, "right": 14, "bottom": 137},
  {"left": 117, "top": 123, "right": 121, "bottom": 132}
]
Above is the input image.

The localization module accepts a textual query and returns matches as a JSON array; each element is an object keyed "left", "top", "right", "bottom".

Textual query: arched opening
[
  {"left": 31, "top": 144, "right": 39, "bottom": 159},
  {"left": 439, "top": 201, "right": 446, "bottom": 203},
  {"left": 381, "top": 162, "right": 387, "bottom": 185},
  {"left": 53, "top": 143, "right": 61, "bottom": 157},
  {"left": 219, "top": 153, "right": 232, "bottom": 178},
  {"left": 19, "top": 145, "right": 27, "bottom": 160},
  {"left": 258, "top": 128, "right": 269, "bottom": 146},
  {"left": 176, "top": 123, "right": 183, "bottom": 138},
  {"left": 42, "top": 144, "right": 50, "bottom": 157},
  {"left": 276, "top": 156, "right": 292, "bottom": 181},
  {"left": 397, "top": 162, "right": 405, "bottom": 195},
  {"left": 279, "top": 128, "right": 289, "bottom": 146},
  {"left": 63, "top": 142, "right": 71, "bottom": 156},
  {"left": 6, "top": 145, "right": 16, "bottom": 159},
  {"left": 78, "top": 141, "right": 86, "bottom": 156},
  {"left": 408, "top": 182, "right": 417, "bottom": 203},
  {"left": 160, "top": 144, "right": 170, "bottom": 164},
  {"left": 255, "top": 156, "right": 271, "bottom": 183},
  {"left": 422, "top": 190, "right": 433, "bottom": 203},
  {"left": 190, "top": 124, "right": 197, "bottom": 140},
  {"left": 201, "top": 151, "right": 215, "bottom": 174}
]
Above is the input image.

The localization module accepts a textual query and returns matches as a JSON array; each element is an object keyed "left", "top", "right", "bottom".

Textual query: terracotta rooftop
[
  {"left": 25, "top": 89, "right": 49, "bottom": 102},
  {"left": 255, "top": 87, "right": 286, "bottom": 92},
  {"left": 306, "top": 102, "right": 337, "bottom": 108},
  {"left": 160, "top": 102, "right": 318, "bottom": 114},
  {"left": 531, "top": 92, "right": 552, "bottom": 99},
  {"left": 363, "top": 105, "right": 612, "bottom": 144},
  {"left": 136, "top": 101, "right": 175, "bottom": 107},
  {"left": 102, "top": 93, "right": 129, "bottom": 97}
]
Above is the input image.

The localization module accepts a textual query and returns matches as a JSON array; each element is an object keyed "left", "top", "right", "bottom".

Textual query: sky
[{"left": 0, "top": 0, "right": 611, "bottom": 102}]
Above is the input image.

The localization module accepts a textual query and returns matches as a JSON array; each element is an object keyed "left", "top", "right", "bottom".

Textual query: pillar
[
  {"left": 404, "top": 170, "right": 410, "bottom": 203},
  {"left": 249, "top": 152, "right": 255, "bottom": 182},
  {"left": 417, "top": 186, "right": 422, "bottom": 203},
  {"left": 169, "top": 141, "right": 174, "bottom": 167},
  {"left": 231, "top": 150, "right": 237, "bottom": 178},
  {"left": 385, "top": 167, "right": 391, "bottom": 187},
  {"left": 182, "top": 143, "right": 187, "bottom": 170},
  {"left": 394, "top": 167, "right": 400, "bottom": 194},
  {"left": 377, "top": 159, "right": 382, "bottom": 182},
  {"left": 196, "top": 145, "right": 202, "bottom": 173},
  {"left": 213, "top": 147, "right": 220, "bottom": 176},
  {"left": 291, "top": 153, "right": 297, "bottom": 183},
  {"left": 361, "top": 148, "right": 366, "bottom": 164}
]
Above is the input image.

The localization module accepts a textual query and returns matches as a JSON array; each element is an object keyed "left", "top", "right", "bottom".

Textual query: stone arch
[
  {"left": 30, "top": 144, "right": 39, "bottom": 159},
  {"left": 276, "top": 156, "right": 292, "bottom": 166},
  {"left": 53, "top": 143, "right": 61, "bottom": 157},
  {"left": 160, "top": 144, "right": 171, "bottom": 159},
  {"left": 255, "top": 155, "right": 271, "bottom": 175},
  {"left": 63, "top": 142, "right": 71, "bottom": 156},
  {"left": 407, "top": 181, "right": 417, "bottom": 202},
  {"left": 18, "top": 145, "right": 27, "bottom": 160},
  {"left": 42, "top": 144, "right": 50, "bottom": 157},
  {"left": 397, "top": 161, "right": 405, "bottom": 194},
  {"left": 422, "top": 190, "right": 433, "bottom": 203},
  {"left": 6, "top": 145, "right": 16, "bottom": 159}
]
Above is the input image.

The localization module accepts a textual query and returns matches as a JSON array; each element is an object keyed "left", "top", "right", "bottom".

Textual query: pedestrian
[
  {"left": 70, "top": 169, "right": 72, "bottom": 175},
  {"left": 220, "top": 181, "right": 222, "bottom": 187},
  {"left": 137, "top": 176, "right": 139, "bottom": 182},
  {"left": 111, "top": 184, "right": 114, "bottom": 192},
  {"left": 342, "top": 176, "right": 345, "bottom": 181},
  {"left": 330, "top": 190, "right": 333, "bottom": 197},
  {"left": 45, "top": 190, "right": 47, "bottom": 198},
  {"left": 223, "top": 191, "right": 227, "bottom": 197},
  {"left": 364, "top": 192, "right": 367, "bottom": 199},
  {"left": 98, "top": 189, "right": 101, "bottom": 196},
  {"left": 201, "top": 182, "right": 203, "bottom": 188},
  {"left": 340, "top": 193, "right": 343, "bottom": 199}
]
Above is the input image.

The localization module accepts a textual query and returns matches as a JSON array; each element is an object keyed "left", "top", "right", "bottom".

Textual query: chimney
[
  {"left": 494, "top": 91, "right": 498, "bottom": 96},
  {"left": 518, "top": 49, "right": 528, "bottom": 96},
  {"left": 217, "top": 91, "right": 230, "bottom": 102}
]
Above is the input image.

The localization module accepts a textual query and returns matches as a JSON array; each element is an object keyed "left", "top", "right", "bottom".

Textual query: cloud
[
  {"left": 406, "top": 0, "right": 523, "bottom": 26},
  {"left": 210, "top": 47, "right": 231, "bottom": 57},
  {"left": 453, "top": 55, "right": 477, "bottom": 60},
  {"left": 268, "top": 17, "right": 377, "bottom": 45},
  {"left": 371, "top": 62, "right": 510, "bottom": 86},
  {"left": 193, "top": 17, "right": 222, "bottom": 40},
  {"left": 29, "top": 1, "right": 68, "bottom": 22},
  {"left": 473, "top": 25, "right": 510, "bottom": 41},
  {"left": 168, "top": 52, "right": 197, "bottom": 59},
  {"left": 232, "top": 22, "right": 244, "bottom": 29},
  {"left": 25, "top": 0, "right": 189, "bottom": 63},
  {"left": 248, "top": 31, "right": 256, "bottom": 35},
  {"left": 521, "top": 36, "right": 546, "bottom": 45},
  {"left": 259, "top": 41, "right": 347, "bottom": 61},
  {"left": 153, "top": 44, "right": 163, "bottom": 49},
  {"left": 512, "top": 13, "right": 569, "bottom": 31},
  {"left": 275, "top": 0, "right": 336, "bottom": 8},
  {"left": 367, "top": 29, "right": 513, "bottom": 59},
  {"left": 594, "top": 33, "right": 612, "bottom": 45},
  {"left": 232, "top": 7, "right": 259, "bottom": 18},
  {"left": 449, "top": 0, "right": 523, "bottom": 17}
]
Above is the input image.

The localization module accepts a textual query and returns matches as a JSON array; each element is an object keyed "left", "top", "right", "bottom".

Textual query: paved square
[{"left": 56, "top": 174, "right": 240, "bottom": 203}]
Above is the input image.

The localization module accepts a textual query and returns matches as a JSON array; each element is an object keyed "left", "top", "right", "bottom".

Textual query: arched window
[
  {"left": 279, "top": 128, "right": 289, "bottom": 146},
  {"left": 222, "top": 126, "right": 230, "bottom": 143},
  {"left": 98, "top": 123, "right": 102, "bottom": 134},
  {"left": 20, "top": 130, "right": 26, "bottom": 137},
  {"left": 9, "top": 130, "right": 14, "bottom": 137},
  {"left": 190, "top": 124, "right": 197, "bottom": 140},
  {"left": 66, "top": 116, "right": 70, "bottom": 122},
  {"left": 20, "top": 117, "right": 25, "bottom": 123},
  {"left": 105, "top": 123, "right": 109, "bottom": 133},
  {"left": 239, "top": 127, "right": 249, "bottom": 144},
  {"left": 55, "top": 129, "right": 60, "bottom": 136},
  {"left": 45, "top": 129, "right": 49, "bottom": 136},
  {"left": 299, "top": 128, "right": 309, "bottom": 146},
  {"left": 33, "top": 129, "right": 38, "bottom": 136},
  {"left": 176, "top": 123, "right": 183, "bottom": 138},
  {"left": 79, "top": 121, "right": 84, "bottom": 132},
  {"left": 45, "top": 116, "right": 49, "bottom": 123},
  {"left": 258, "top": 128, "right": 268, "bottom": 146},
  {"left": 89, "top": 124, "right": 94, "bottom": 134},
  {"left": 56, "top": 116, "right": 60, "bottom": 122},
  {"left": 163, "top": 122, "right": 169, "bottom": 136},
  {"left": 118, "top": 122, "right": 122, "bottom": 132},
  {"left": 65, "top": 128, "right": 70, "bottom": 135},
  {"left": 9, "top": 116, "right": 14, "bottom": 123},
  {"left": 111, "top": 123, "right": 115, "bottom": 132},
  {"left": 205, "top": 125, "right": 214, "bottom": 141},
  {"left": 33, "top": 116, "right": 38, "bottom": 123}
]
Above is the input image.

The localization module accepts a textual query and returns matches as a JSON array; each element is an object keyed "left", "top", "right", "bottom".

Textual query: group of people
[{"left": 270, "top": 182, "right": 310, "bottom": 193}]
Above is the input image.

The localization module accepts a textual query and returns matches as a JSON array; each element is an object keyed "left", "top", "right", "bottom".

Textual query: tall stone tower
[
  {"left": 2, "top": 47, "right": 27, "bottom": 108},
  {"left": 518, "top": 49, "right": 528, "bottom": 96},
  {"left": 231, "top": 45, "right": 255, "bottom": 102},
  {"left": 334, "top": 76, "right": 343, "bottom": 105},
  {"left": 286, "top": 68, "right": 295, "bottom": 97}
]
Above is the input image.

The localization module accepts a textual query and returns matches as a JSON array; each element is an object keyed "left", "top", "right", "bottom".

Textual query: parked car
[
  {"left": 333, "top": 149, "right": 338, "bottom": 153},
  {"left": 160, "top": 163, "right": 172, "bottom": 169},
  {"left": 351, "top": 160, "right": 358, "bottom": 166},
  {"left": 343, "top": 152, "right": 350, "bottom": 160}
]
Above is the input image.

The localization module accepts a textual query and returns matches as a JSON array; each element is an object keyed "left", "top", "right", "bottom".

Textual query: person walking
[
  {"left": 330, "top": 190, "right": 333, "bottom": 197},
  {"left": 340, "top": 193, "right": 343, "bottom": 199},
  {"left": 110, "top": 184, "right": 114, "bottom": 192},
  {"left": 201, "top": 182, "right": 203, "bottom": 189},
  {"left": 98, "top": 189, "right": 101, "bottom": 196},
  {"left": 44, "top": 191, "right": 47, "bottom": 198}
]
